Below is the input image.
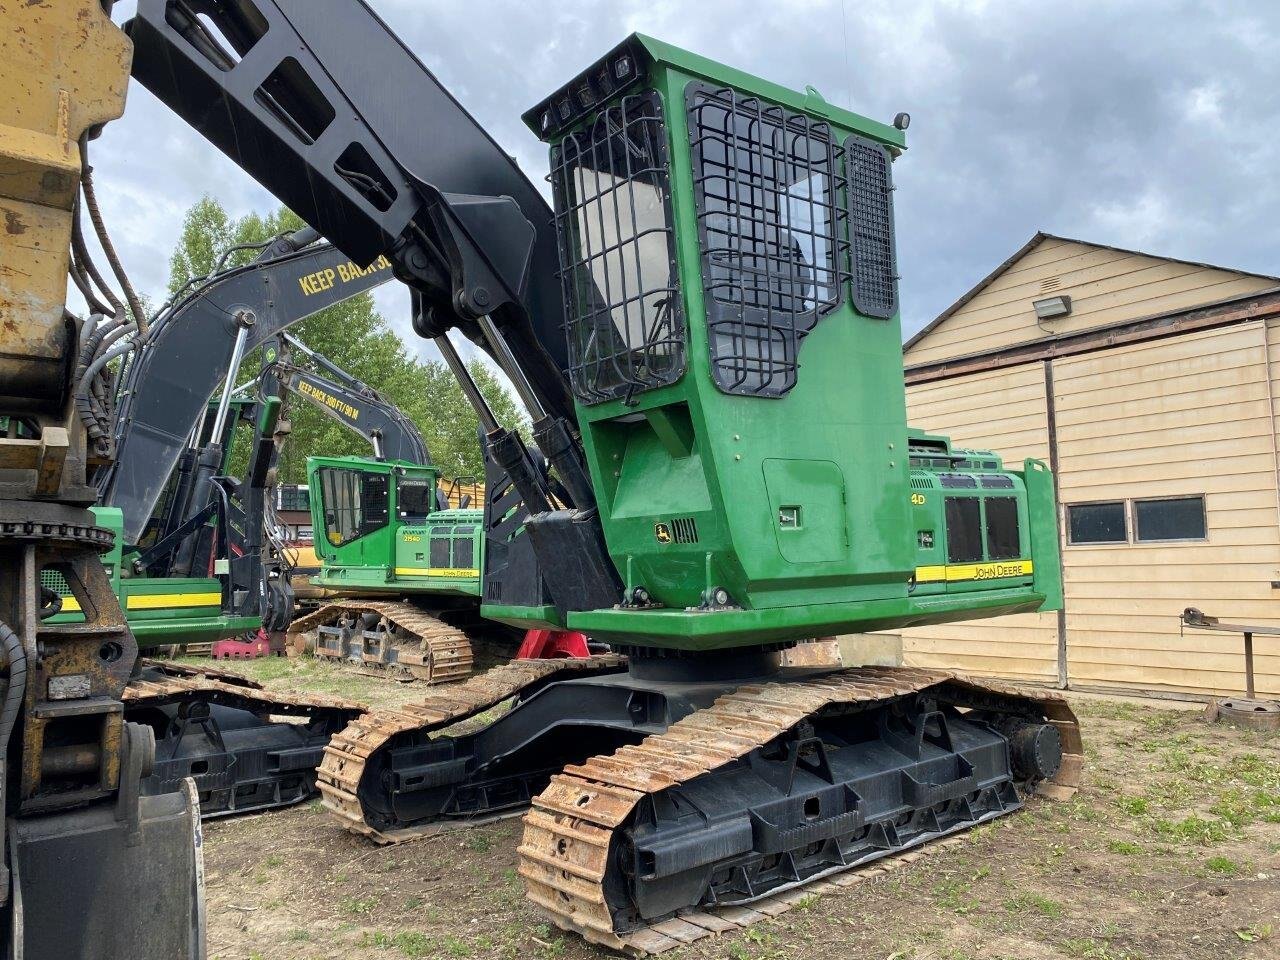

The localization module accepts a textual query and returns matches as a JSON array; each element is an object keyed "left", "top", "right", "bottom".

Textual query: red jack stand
[
  {"left": 212, "top": 629, "right": 271, "bottom": 660},
  {"left": 516, "top": 629, "right": 590, "bottom": 660}
]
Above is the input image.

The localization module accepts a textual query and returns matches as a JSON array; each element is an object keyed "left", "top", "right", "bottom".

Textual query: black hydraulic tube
[
  {"left": 433, "top": 333, "right": 499, "bottom": 436},
  {"left": 433, "top": 332, "right": 552, "bottom": 515},
  {"left": 473, "top": 317, "right": 597, "bottom": 512}
]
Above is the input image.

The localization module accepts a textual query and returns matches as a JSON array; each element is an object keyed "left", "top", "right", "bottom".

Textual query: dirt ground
[{"left": 188, "top": 656, "right": 1279, "bottom": 960}]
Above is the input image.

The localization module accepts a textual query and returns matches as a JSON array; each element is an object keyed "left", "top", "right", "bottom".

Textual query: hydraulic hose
[
  {"left": 78, "top": 136, "right": 147, "bottom": 336},
  {"left": 0, "top": 621, "right": 28, "bottom": 767}
]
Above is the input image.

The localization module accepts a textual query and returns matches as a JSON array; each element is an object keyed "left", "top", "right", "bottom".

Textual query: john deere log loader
[
  {"left": 265, "top": 334, "right": 487, "bottom": 681},
  {"left": 23, "top": 1, "right": 1081, "bottom": 953}
]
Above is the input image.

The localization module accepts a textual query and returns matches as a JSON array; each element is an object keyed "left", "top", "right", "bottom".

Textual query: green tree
[{"left": 164, "top": 196, "right": 526, "bottom": 484}]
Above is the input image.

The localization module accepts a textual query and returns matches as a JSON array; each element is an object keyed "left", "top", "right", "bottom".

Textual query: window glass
[
  {"left": 319, "top": 468, "right": 362, "bottom": 546},
  {"left": 1067, "top": 502, "right": 1127, "bottom": 544},
  {"left": 397, "top": 477, "right": 436, "bottom": 522},
  {"left": 278, "top": 485, "right": 310, "bottom": 511},
  {"left": 984, "top": 497, "right": 1020, "bottom": 560},
  {"left": 360, "top": 473, "right": 390, "bottom": 534},
  {"left": 1135, "top": 496, "right": 1206, "bottom": 542},
  {"left": 551, "top": 90, "right": 683, "bottom": 403},
  {"left": 687, "top": 85, "right": 845, "bottom": 397},
  {"left": 945, "top": 497, "right": 983, "bottom": 563}
]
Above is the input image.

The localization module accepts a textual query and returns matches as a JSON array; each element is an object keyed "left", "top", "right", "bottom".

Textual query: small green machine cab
[
  {"left": 307, "top": 455, "right": 483, "bottom": 597},
  {"left": 515, "top": 35, "right": 1061, "bottom": 648},
  {"left": 295, "top": 454, "right": 486, "bottom": 683}
]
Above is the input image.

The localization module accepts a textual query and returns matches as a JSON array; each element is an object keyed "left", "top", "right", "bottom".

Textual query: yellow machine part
[{"left": 0, "top": 0, "right": 131, "bottom": 409}]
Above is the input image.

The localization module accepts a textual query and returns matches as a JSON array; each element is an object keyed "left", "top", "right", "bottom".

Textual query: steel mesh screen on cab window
[
  {"left": 687, "top": 83, "right": 848, "bottom": 397},
  {"left": 845, "top": 134, "right": 898, "bottom": 319},
  {"left": 550, "top": 90, "right": 685, "bottom": 404}
]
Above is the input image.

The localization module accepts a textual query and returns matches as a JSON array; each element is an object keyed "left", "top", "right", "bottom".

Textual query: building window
[
  {"left": 278, "top": 485, "right": 310, "bottom": 512},
  {"left": 1066, "top": 501, "right": 1127, "bottom": 544},
  {"left": 945, "top": 497, "right": 983, "bottom": 563},
  {"left": 1134, "top": 496, "right": 1206, "bottom": 542},
  {"left": 984, "top": 497, "right": 1021, "bottom": 560}
]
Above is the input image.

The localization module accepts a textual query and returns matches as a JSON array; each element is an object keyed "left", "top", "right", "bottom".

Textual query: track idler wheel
[{"left": 997, "top": 718, "right": 1062, "bottom": 781}]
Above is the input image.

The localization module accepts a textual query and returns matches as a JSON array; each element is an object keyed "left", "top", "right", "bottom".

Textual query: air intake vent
[
  {"left": 910, "top": 477, "right": 935, "bottom": 489},
  {"left": 672, "top": 517, "right": 699, "bottom": 544},
  {"left": 40, "top": 568, "right": 70, "bottom": 593},
  {"left": 980, "top": 475, "right": 1015, "bottom": 489},
  {"left": 1040, "top": 277, "right": 1061, "bottom": 292},
  {"left": 939, "top": 474, "right": 978, "bottom": 489}
]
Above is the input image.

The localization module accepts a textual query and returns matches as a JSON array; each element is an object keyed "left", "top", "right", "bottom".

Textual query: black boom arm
[
  {"left": 103, "top": 233, "right": 394, "bottom": 543},
  {"left": 271, "top": 334, "right": 430, "bottom": 466}
]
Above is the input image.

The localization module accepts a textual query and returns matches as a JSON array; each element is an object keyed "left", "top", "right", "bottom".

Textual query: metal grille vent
[
  {"left": 672, "top": 517, "right": 699, "bottom": 544},
  {"left": 429, "top": 534, "right": 450, "bottom": 567},
  {"left": 688, "top": 83, "right": 849, "bottom": 397},
  {"left": 909, "top": 476, "right": 935, "bottom": 489},
  {"left": 845, "top": 134, "right": 898, "bottom": 319},
  {"left": 939, "top": 474, "right": 978, "bottom": 489},
  {"left": 40, "top": 568, "right": 70, "bottom": 594},
  {"left": 550, "top": 89, "right": 685, "bottom": 404},
  {"left": 980, "top": 475, "right": 1015, "bottom": 489},
  {"left": 1040, "top": 277, "right": 1062, "bottom": 292}
]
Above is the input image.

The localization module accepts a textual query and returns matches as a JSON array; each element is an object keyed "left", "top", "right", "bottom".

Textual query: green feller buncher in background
[
  {"left": 125, "top": 2, "right": 1084, "bottom": 954},
  {"left": 267, "top": 331, "right": 490, "bottom": 682}
]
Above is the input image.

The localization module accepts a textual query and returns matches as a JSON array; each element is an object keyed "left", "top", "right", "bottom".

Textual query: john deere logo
[{"left": 654, "top": 522, "right": 672, "bottom": 544}]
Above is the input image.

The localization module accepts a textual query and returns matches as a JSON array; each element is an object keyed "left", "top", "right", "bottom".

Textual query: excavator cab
[
  {"left": 524, "top": 37, "right": 1061, "bottom": 650},
  {"left": 307, "top": 457, "right": 483, "bottom": 599}
]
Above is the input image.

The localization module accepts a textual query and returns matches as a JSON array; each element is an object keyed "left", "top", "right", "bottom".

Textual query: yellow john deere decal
[
  {"left": 394, "top": 567, "right": 479, "bottom": 578},
  {"left": 915, "top": 559, "right": 1033, "bottom": 584}
]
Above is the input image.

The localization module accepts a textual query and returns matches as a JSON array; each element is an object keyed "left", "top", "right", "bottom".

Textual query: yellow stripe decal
[
  {"left": 394, "top": 567, "right": 479, "bottom": 579},
  {"left": 126, "top": 592, "right": 222, "bottom": 610},
  {"left": 57, "top": 592, "right": 222, "bottom": 613},
  {"left": 915, "top": 559, "right": 1033, "bottom": 584}
]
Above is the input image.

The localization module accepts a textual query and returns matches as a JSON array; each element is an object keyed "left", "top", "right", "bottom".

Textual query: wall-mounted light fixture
[{"left": 1032, "top": 294, "right": 1072, "bottom": 320}]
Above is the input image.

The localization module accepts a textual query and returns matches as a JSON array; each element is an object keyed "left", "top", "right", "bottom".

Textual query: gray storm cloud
[{"left": 90, "top": 0, "right": 1280, "bottom": 359}]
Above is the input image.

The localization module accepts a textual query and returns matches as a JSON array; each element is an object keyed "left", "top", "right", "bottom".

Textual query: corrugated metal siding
[
  {"left": 1053, "top": 322, "right": 1280, "bottom": 697},
  {"left": 900, "top": 362, "right": 1060, "bottom": 683},
  {"left": 907, "top": 238, "right": 1277, "bottom": 367}
]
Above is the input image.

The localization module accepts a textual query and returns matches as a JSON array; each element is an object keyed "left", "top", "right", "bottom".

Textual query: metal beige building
[{"left": 901, "top": 233, "right": 1280, "bottom": 699}]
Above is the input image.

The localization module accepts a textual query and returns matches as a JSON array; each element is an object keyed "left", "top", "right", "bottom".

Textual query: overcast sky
[{"left": 93, "top": 0, "right": 1280, "bottom": 360}]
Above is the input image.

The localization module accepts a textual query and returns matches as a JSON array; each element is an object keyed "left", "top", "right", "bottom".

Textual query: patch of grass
[
  {"left": 1236, "top": 922, "right": 1274, "bottom": 943},
  {"left": 402, "top": 895, "right": 423, "bottom": 910},
  {"left": 1206, "top": 855, "right": 1243, "bottom": 875},
  {"left": 1114, "top": 796, "right": 1148, "bottom": 816},
  {"left": 794, "top": 893, "right": 819, "bottom": 912},
  {"left": 1004, "top": 893, "right": 1063, "bottom": 919},
  {"left": 1232, "top": 754, "right": 1280, "bottom": 789},
  {"left": 465, "top": 833, "right": 493, "bottom": 853},
  {"left": 395, "top": 931, "right": 434, "bottom": 958},
  {"left": 932, "top": 878, "right": 977, "bottom": 915},
  {"left": 262, "top": 854, "right": 283, "bottom": 868},
  {"left": 1061, "top": 938, "right": 1137, "bottom": 960},
  {"left": 341, "top": 895, "right": 379, "bottom": 916},
  {"left": 285, "top": 929, "right": 311, "bottom": 943},
  {"left": 442, "top": 936, "right": 471, "bottom": 957},
  {"left": 1107, "top": 839, "right": 1142, "bottom": 855},
  {"left": 1148, "top": 814, "right": 1230, "bottom": 845}
]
